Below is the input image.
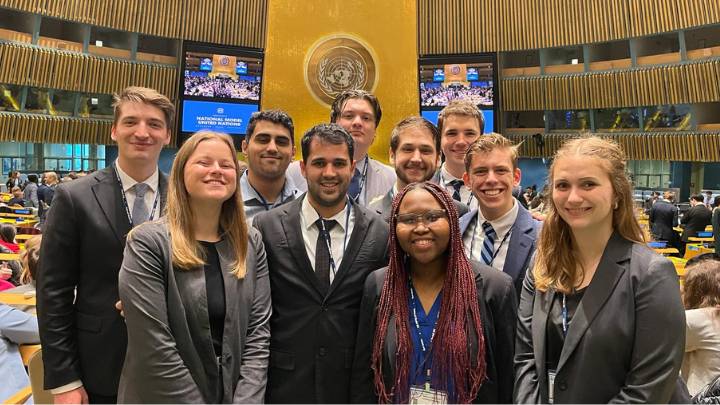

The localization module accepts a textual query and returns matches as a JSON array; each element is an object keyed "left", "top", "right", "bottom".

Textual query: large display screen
[
  {"left": 178, "top": 41, "right": 263, "bottom": 142},
  {"left": 418, "top": 54, "right": 498, "bottom": 133}
]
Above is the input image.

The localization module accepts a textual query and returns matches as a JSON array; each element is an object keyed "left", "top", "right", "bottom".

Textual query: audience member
[
  {"left": 460, "top": 133, "right": 541, "bottom": 296},
  {"left": 681, "top": 194, "right": 712, "bottom": 254},
  {"left": 0, "top": 303, "right": 40, "bottom": 403},
  {"left": 515, "top": 137, "right": 686, "bottom": 403},
  {"left": 23, "top": 174, "right": 38, "bottom": 208},
  {"left": 649, "top": 190, "right": 679, "bottom": 248},
  {"left": 37, "top": 86, "right": 173, "bottom": 404},
  {"left": 713, "top": 196, "right": 720, "bottom": 250},
  {"left": 681, "top": 255, "right": 720, "bottom": 396},
  {"left": 286, "top": 90, "right": 396, "bottom": 206},
  {"left": 704, "top": 191, "right": 714, "bottom": 208},
  {"left": 8, "top": 186, "right": 26, "bottom": 207},
  {"left": 118, "top": 131, "right": 270, "bottom": 403},
  {"left": 369, "top": 116, "right": 468, "bottom": 220},
  {"left": 5, "top": 170, "right": 21, "bottom": 191},
  {"left": 351, "top": 182, "right": 516, "bottom": 403},
  {"left": 254, "top": 124, "right": 389, "bottom": 403},
  {"left": 240, "top": 110, "right": 300, "bottom": 223}
]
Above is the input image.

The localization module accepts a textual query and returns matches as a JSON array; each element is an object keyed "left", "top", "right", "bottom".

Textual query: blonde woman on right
[{"left": 514, "top": 137, "right": 687, "bottom": 403}]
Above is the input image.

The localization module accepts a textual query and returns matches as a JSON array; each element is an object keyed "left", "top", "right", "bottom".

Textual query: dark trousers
[{"left": 88, "top": 392, "right": 117, "bottom": 404}]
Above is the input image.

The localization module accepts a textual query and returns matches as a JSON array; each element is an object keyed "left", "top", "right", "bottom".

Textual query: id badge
[
  {"left": 409, "top": 386, "right": 448, "bottom": 404},
  {"left": 547, "top": 370, "right": 556, "bottom": 404}
]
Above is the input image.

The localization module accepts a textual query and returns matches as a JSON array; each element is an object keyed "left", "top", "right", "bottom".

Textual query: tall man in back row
[
  {"left": 37, "top": 87, "right": 173, "bottom": 403},
  {"left": 286, "top": 90, "right": 396, "bottom": 206},
  {"left": 254, "top": 123, "right": 389, "bottom": 403}
]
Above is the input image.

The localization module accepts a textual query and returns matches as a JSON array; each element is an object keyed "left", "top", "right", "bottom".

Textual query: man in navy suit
[{"left": 459, "top": 133, "right": 540, "bottom": 296}]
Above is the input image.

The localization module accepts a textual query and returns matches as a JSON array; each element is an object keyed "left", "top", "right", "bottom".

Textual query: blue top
[
  {"left": 240, "top": 171, "right": 300, "bottom": 224},
  {"left": 409, "top": 285, "right": 442, "bottom": 388}
]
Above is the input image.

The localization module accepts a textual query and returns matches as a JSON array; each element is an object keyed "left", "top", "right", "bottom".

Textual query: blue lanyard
[
  {"left": 352, "top": 156, "right": 369, "bottom": 204},
  {"left": 113, "top": 163, "right": 159, "bottom": 227},
  {"left": 317, "top": 199, "right": 352, "bottom": 278},
  {"left": 248, "top": 176, "right": 288, "bottom": 211},
  {"left": 409, "top": 279, "right": 439, "bottom": 386},
  {"left": 561, "top": 294, "right": 568, "bottom": 337}
]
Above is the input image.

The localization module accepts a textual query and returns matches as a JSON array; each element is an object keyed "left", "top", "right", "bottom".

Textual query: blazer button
[
  {"left": 558, "top": 381, "right": 567, "bottom": 391},
  {"left": 319, "top": 347, "right": 327, "bottom": 356}
]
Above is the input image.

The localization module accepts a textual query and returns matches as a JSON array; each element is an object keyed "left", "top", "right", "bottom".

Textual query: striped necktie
[{"left": 480, "top": 221, "right": 496, "bottom": 265}]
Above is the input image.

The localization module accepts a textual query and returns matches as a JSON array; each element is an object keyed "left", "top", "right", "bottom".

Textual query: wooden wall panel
[
  {"left": 0, "top": 42, "right": 178, "bottom": 99},
  {"left": 419, "top": 0, "right": 720, "bottom": 54},
  {"left": 506, "top": 132, "right": 720, "bottom": 161},
  {"left": 501, "top": 59, "right": 720, "bottom": 111},
  {"left": 0, "top": 112, "right": 113, "bottom": 144},
  {"left": 0, "top": 0, "right": 265, "bottom": 47}
]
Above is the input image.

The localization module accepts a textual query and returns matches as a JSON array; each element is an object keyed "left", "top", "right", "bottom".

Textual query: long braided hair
[{"left": 371, "top": 182, "right": 486, "bottom": 403}]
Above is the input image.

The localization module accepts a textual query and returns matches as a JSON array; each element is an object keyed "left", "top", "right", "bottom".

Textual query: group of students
[{"left": 29, "top": 85, "right": 705, "bottom": 404}]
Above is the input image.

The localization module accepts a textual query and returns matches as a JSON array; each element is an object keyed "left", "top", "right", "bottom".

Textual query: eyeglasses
[{"left": 395, "top": 209, "right": 448, "bottom": 226}]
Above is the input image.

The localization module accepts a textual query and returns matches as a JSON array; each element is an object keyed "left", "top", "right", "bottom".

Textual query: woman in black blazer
[
  {"left": 118, "top": 131, "right": 271, "bottom": 403},
  {"left": 514, "top": 137, "right": 686, "bottom": 403},
  {"left": 351, "top": 182, "right": 517, "bottom": 404}
]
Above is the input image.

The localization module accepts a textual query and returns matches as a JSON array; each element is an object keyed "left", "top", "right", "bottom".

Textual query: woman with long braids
[
  {"left": 514, "top": 137, "right": 686, "bottom": 403},
  {"left": 351, "top": 181, "right": 517, "bottom": 404}
]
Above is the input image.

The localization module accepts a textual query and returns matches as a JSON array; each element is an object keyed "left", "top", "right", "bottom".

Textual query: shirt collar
[
  {"left": 440, "top": 163, "right": 460, "bottom": 184},
  {"left": 115, "top": 159, "right": 159, "bottom": 193},
  {"left": 477, "top": 198, "right": 519, "bottom": 236},
  {"left": 240, "top": 171, "right": 299, "bottom": 203},
  {"left": 301, "top": 194, "right": 349, "bottom": 232}
]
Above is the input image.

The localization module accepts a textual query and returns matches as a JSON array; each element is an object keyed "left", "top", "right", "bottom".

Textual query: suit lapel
[
  {"left": 280, "top": 198, "right": 325, "bottom": 300},
  {"left": 328, "top": 201, "right": 367, "bottom": 296},
  {"left": 158, "top": 171, "right": 169, "bottom": 215},
  {"left": 91, "top": 167, "right": 131, "bottom": 247},
  {"left": 503, "top": 207, "right": 535, "bottom": 281},
  {"left": 556, "top": 233, "right": 629, "bottom": 371},
  {"left": 459, "top": 209, "right": 477, "bottom": 235}
]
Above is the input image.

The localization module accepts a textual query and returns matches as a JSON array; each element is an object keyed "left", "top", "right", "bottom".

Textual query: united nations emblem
[{"left": 305, "top": 35, "right": 378, "bottom": 106}]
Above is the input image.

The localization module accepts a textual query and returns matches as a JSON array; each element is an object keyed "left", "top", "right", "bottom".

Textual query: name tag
[
  {"left": 409, "top": 386, "right": 447, "bottom": 404},
  {"left": 548, "top": 370, "right": 556, "bottom": 404}
]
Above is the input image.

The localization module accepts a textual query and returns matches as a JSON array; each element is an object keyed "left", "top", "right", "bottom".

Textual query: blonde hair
[
  {"left": 20, "top": 235, "right": 41, "bottom": 284},
  {"left": 166, "top": 131, "right": 248, "bottom": 278},
  {"left": 534, "top": 137, "right": 643, "bottom": 293},
  {"left": 463, "top": 132, "right": 520, "bottom": 172}
]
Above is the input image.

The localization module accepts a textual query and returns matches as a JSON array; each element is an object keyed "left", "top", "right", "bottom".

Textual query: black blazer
[
  {"left": 37, "top": 166, "right": 168, "bottom": 395},
  {"left": 649, "top": 199, "right": 678, "bottom": 242},
  {"left": 681, "top": 204, "right": 712, "bottom": 242},
  {"left": 253, "top": 195, "right": 390, "bottom": 403},
  {"left": 514, "top": 233, "right": 686, "bottom": 403},
  {"left": 350, "top": 262, "right": 518, "bottom": 404}
]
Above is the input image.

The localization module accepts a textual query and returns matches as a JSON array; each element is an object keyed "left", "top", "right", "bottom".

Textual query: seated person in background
[
  {"left": 5, "top": 235, "right": 41, "bottom": 296},
  {"left": 0, "top": 303, "right": 40, "bottom": 403},
  {"left": 7, "top": 186, "right": 26, "bottom": 207},
  {"left": 0, "top": 224, "right": 22, "bottom": 286},
  {"left": 0, "top": 223, "right": 21, "bottom": 253},
  {"left": 681, "top": 254, "right": 720, "bottom": 396}
]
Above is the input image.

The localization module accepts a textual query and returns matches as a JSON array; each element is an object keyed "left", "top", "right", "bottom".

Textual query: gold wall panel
[
  {"left": 263, "top": 0, "right": 418, "bottom": 164},
  {"left": 506, "top": 132, "right": 720, "bottom": 161},
  {"left": 0, "top": 0, "right": 265, "bottom": 47},
  {"left": 419, "top": 0, "right": 720, "bottom": 54},
  {"left": 0, "top": 42, "right": 178, "bottom": 99},
  {"left": 0, "top": 112, "right": 113, "bottom": 144},
  {"left": 501, "top": 59, "right": 720, "bottom": 111}
]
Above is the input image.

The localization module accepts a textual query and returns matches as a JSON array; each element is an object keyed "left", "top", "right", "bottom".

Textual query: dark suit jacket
[
  {"left": 649, "top": 199, "right": 679, "bottom": 242},
  {"left": 460, "top": 205, "right": 541, "bottom": 296},
  {"left": 369, "top": 189, "right": 469, "bottom": 222},
  {"left": 350, "top": 262, "right": 518, "bottom": 403},
  {"left": 117, "top": 220, "right": 271, "bottom": 403},
  {"left": 37, "top": 166, "right": 168, "bottom": 395},
  {"left": 681, "top": 204, "right": 712, "bottom": 242},
  {"left": 253, "top": 196, "right": 390, "bottom": 403},
  {"left": 514, "top": 233, "right": 686, "bottom": 403}
]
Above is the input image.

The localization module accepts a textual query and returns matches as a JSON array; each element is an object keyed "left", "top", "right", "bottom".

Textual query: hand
[
  {"left": 0, "top": 264, "right": 11, "bottom": 280},
  {"left": 530, "top": 211, "right": 546, "bottom": 221},
  {"left": 115, "top": 300, "right": 124, "bottom": 318},
  {"left": 54, "top": 386, "right": 88, "bottom": 404}
]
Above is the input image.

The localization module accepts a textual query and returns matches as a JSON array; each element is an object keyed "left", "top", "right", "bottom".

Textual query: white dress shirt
[
  {"left": 682, "top": 307, "right": 720, "bottom": 396},
  {"left": 463, "top": 199, "right": 519, "bottom": 271},
  {"left": 300, "top": 195, "right": 355, "bottom": 284},
  {"left": 115, "top": 160, "right": 161, "bottom": 223},
  {"left": 439, "top": 163, "right": 478, "bottom": 211}
]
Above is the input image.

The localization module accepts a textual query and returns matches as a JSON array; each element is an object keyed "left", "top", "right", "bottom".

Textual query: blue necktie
[
  {"left": 481, "top": 221, "right": 496, "bottom": 265},
  {"left": 450, "top": 179, "right": 463, "bottom": 202},
  {"left": 348, "top": 169, "right": 361, "bottom": 201}
]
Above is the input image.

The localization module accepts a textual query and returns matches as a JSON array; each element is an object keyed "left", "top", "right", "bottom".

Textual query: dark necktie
[
  {"left": 450, "top": 179, "right": 463, "bottom": 202},
  {"left": 348, "top": 169, "right": 362, "bottom": 201},
  {"left": 315, "top": 219, "right": 338, "bottom": 293},
  {"left": 481, "top": 221, "right": 496, "bottom": 265},
  {"left": 131, "top": 183, "right": 150, "bottom": 226}
]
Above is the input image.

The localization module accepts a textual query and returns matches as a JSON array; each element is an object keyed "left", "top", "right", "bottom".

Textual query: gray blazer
[
  {"left": 286, "top": 157, "right": 396, "bottom": 206},
  {"left": 514, "top": 233, "right": 686, "bottom": 403},
  {"left": 117, "top": 219, "right": 271, "bottom": 404}
]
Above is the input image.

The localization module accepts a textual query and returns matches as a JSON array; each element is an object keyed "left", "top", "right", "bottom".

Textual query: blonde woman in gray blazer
[
  {"left": 118, "top": 131, "right": 271, "bottom": 403},
  {"left": 515, "top": 138, "right": 686, "bottom": 403}
]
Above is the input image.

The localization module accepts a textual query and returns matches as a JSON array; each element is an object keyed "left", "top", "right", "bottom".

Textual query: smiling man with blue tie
[{"left": 459, "top": 133, "right": 540, "bottom": 297}]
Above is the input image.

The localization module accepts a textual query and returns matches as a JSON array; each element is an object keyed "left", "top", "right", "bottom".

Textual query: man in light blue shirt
[{"left": 241, "top": 110, "right": 300, "bottom": 223}]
